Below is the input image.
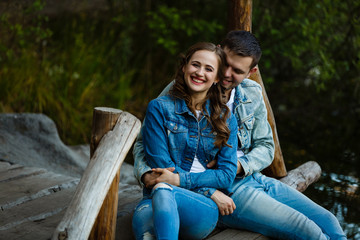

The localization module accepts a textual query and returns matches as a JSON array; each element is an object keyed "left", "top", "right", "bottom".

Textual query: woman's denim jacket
[
  {"left": 141, "top": 94, "right": 238, "bottom": 196},
  {"left": 134, "top": 79, "right": 274, "bottom": 197}
]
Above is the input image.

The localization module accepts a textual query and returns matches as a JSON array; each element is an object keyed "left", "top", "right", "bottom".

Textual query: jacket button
[{"left": 174, "top": 124, "right": 178, "bottom": 130}]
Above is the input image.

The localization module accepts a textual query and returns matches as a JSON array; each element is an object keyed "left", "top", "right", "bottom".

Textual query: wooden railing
[{"left": 52, "top": 108, "right": 141, "bottom": 240}]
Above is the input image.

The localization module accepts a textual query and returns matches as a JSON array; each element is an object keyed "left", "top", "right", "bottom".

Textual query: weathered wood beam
[
  {"left": 52, "top": 108, "right": 141, "bottom": 240},
  {"left": 89, "top": 108, "right": 123, "bottom": 240},
  {"left": 228, "top": 0, "right": 287, "bottom": 178},
  {"left": 280, "top": 161, "right": 322, "bottom": 192}
]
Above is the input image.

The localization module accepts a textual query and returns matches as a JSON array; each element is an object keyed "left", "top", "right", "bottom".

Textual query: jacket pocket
[
  {"left": 238, "top": 115, "right": 254, "bottom": 149},
  {"left": 201, "top": 128, "right": 219, "bottom": 160},
  {"left": 164, "top": 120, "right": 188, "bottom": 150}
]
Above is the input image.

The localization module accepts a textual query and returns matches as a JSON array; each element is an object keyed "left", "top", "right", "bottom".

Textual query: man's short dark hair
[{"left": 221, "top": 30, "right": 262, "bottom": 69}]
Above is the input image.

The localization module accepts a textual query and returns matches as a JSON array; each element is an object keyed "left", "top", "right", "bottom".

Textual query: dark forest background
[{"left": 0, "top": 0, "right": 359, "bottom": 237}]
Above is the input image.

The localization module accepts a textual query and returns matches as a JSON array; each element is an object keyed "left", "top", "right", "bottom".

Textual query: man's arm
[
  {"left": 133, "top": 81, "right": 175, "bottom": 186},
  {"left": 238, "top": 83, "right": 275, "bottom": 177}
]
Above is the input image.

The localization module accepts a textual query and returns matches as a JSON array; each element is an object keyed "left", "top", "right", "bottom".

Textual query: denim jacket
[
  {"left": 141, "top": 94, "right": 238, "bottom": 195},
  {"left": 133, "top": 79, "right": 274, "bottom": 196},
  {"left": 233, "top": 79, "right": 274, "bottom": 177}
]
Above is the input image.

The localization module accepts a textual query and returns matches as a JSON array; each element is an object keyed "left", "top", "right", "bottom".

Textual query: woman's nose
[{"left": 196, "top": 67, "right": 205, "bottom": 76}]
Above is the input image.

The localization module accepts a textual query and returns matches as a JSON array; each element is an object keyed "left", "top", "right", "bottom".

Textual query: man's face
[{"left": 220, "top": 47, "right": 255, "bottom": 91}]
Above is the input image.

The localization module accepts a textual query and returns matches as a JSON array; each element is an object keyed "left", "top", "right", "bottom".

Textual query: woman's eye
[
  {"left": 192, "top": 63, "right": 200, "bottom": 67},
  {"left": 206, "top": 67, "right": 213, "bottom": 72}
]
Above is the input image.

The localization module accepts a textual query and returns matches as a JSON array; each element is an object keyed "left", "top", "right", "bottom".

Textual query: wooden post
[
  {"left": 52, "top": 108, "right": 141, "bottom": 240},
  {"left": 89, "top": 107, "right": 123, "bottom": 240},
  {"left": 228, "top": 0, "right": 287, "bottom": 177}
]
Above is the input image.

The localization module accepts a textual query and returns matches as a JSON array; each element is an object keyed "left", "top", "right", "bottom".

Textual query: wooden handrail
[
  {"left": 52, "top": 108, "right": 141, "bottom": 240},
  {"left": 228, "top": 0, "right": 287, "bottom": 178}
]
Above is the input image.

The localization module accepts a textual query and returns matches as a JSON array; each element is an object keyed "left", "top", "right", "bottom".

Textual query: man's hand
[
  {"left": 151, "top": 168, "right": 179, "bottom": 186},
  {"left": 210, "top": 190, "right": 236, "bottom": 216},
  {"left": 207, "top": 159, "right": 217, "bottom": 168},
  {"left": 237, "top": 160, "right": 243, "bottom": 175},
  {"left": 208, "top": 159, "right": 243, "bottom": 176},
  {"left": 142, "top": 167, "right": 175, "bottom": 188}
]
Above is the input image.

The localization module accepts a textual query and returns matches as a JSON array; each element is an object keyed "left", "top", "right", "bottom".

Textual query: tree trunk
[{"left": 228, "top": 0, "right": 287, "bottom": 177}]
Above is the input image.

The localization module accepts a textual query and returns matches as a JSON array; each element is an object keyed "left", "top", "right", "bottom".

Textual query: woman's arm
[
  {"left": 142, "top": 99, "right": 176, "bottom": 170},
  {"left": 178, "top": 114, "right": 238, "bottom": 190}
]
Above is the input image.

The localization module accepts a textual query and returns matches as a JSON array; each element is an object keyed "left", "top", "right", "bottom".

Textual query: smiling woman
[
  {"left": 132, "top": 42, "right": 238, "bottom": 240},
  {"left": 183, "top": 49, "right": 220, "bottom": 102}
]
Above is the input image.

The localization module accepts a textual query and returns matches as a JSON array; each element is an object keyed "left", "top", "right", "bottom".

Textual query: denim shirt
[
  {"left": 133, "top": 79, "right": 274, "bottom": 196},
  {"left": 141, "top": 94, "right": 238, "bottom": 195}
]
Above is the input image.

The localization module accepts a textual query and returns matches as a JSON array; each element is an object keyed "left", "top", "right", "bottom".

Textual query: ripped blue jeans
[{"left": 132, "top": 183, "right": 218, "bottom": 240}]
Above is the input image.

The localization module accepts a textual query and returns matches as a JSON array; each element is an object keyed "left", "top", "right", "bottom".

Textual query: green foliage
[
  {"left": 147, "top": 5, "right": 223, "bottom": 55},
  {"left": 254, "top": 0, "right": 360, "bottom": 96},
  {"left": 0, "top": 0, "right": 136, "bottom": 144},
  {"left": 0, "top": 0, "right": 359, "bottom": 147}
]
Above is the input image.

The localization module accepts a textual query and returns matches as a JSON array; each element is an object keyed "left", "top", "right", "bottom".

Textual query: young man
[{"left": 133, "top": 31, "right": 346, "bottom": 239}]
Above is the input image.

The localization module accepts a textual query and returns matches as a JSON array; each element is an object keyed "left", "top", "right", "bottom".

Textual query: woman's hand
[
  {"left": 152, "top": 168, "right": 180, "bottom": 186},
  {"left": 142, "top": 167, "right": 175, "bottom": 188},
  {"left": 210, "top": 190, "right": 236, "bottom": 216}
]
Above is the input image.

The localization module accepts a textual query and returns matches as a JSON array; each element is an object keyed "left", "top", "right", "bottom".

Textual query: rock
[
  {"left": 0, "top": 113, "right": 139, "bottom": 185},
  {"left": 0, "top": 113, "right": 142, "bottom": 239}
]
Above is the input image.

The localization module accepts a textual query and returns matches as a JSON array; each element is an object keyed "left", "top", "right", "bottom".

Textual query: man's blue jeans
[
  {"left": 219, "top": 172, "right": 347, "bottom": 240},
  {"left": 132, "top": 183, "right": 218, "bottom": 240}
]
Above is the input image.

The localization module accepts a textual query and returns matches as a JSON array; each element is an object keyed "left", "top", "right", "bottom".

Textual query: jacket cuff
[
  {"left": 137, "top": 166, "right": 152, "bottom": 187},
  {"left": 195, "top": 187, "right": 216, "bottom": 198},
  {"left": 237, "top": 157, "right": 250, "bottom": 178},
  {"left": 179, "top": 172, "right": 191, "bottom": 189}
]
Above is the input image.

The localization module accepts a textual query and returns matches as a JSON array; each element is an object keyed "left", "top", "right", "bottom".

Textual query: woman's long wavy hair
[{"left": 170, "top": 42, "right": 231, "bottom": 148}]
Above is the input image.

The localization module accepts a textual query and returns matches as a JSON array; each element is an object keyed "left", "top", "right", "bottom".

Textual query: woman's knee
[{"left": 153, "top": 182, "right": 173, "bottom": 191}]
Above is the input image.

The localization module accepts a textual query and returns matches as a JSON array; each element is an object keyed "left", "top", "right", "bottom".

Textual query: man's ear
[{"left": 246, "top": 66, "right": 258, "bottom": 78}]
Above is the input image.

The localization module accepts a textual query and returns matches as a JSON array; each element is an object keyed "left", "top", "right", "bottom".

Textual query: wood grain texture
[
  {"left": 280, "top": 161, "right": 322, "bottom": 192},
  {"left": 52, "top": 109, "right": 140, "bottom": 240}
]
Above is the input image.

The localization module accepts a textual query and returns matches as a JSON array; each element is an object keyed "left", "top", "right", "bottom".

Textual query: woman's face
[{"left": 183, "top": 50, "right": 219, "bottom": 101}]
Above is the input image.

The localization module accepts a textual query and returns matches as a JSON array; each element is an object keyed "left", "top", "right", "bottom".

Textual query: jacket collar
[
  {"left": 174, "top": 97, "right": 211, "bottom": 117},
  {"left": 234, "top": 80, "right": 252, "bottom": 106}
]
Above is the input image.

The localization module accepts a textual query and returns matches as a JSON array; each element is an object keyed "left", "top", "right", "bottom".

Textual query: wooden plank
[
  {"left": 0, "top": 208, "right": 67, "bottom": 240},
  {"left": 0, "top": 161, "right": 23, "bottom": 173},
  {"left": 207, "top": 228, "right": 271, "bottom": 240},
  {"left": 0, "top": 171, "right": 78, "bottom": 207},
  {"left": 0, "top": 187, "right": 76, "bottom": 230},
  {"left": 280, "top": 161, "right": 321, "bottom": 192},
  {"left": 0, "top": 162, "right": 79, "bottom": 240},
  {"left": 52, "top": 111, "right": 141, "bottom": 240},
  {"left": 0, "top": 165, "right": 46, "bottom": 182}
]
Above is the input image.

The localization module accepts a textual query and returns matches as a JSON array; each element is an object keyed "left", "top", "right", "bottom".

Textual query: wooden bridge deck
[
  {"left": 0, "top": 160, "right": 273, "bottom": 240},
  {"left": 0, "top": 160, "right": 78, "bottom": 240}
]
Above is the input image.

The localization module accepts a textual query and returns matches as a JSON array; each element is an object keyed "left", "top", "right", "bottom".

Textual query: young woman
[{"left": 132, "top": 42, "right": 238, "bottom": 240}]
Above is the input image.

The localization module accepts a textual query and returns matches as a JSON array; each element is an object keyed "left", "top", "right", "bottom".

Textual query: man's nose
[{"left": 224, "top": 66, "right": 231, "bottom": 78}]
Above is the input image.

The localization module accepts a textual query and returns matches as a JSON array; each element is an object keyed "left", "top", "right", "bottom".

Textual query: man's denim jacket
[
  {"left": 133, "top": 79, "right": 274, "bottom": 197},
  {"left": 139, "top": 94, "right": 238, "bottom": 196}
]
